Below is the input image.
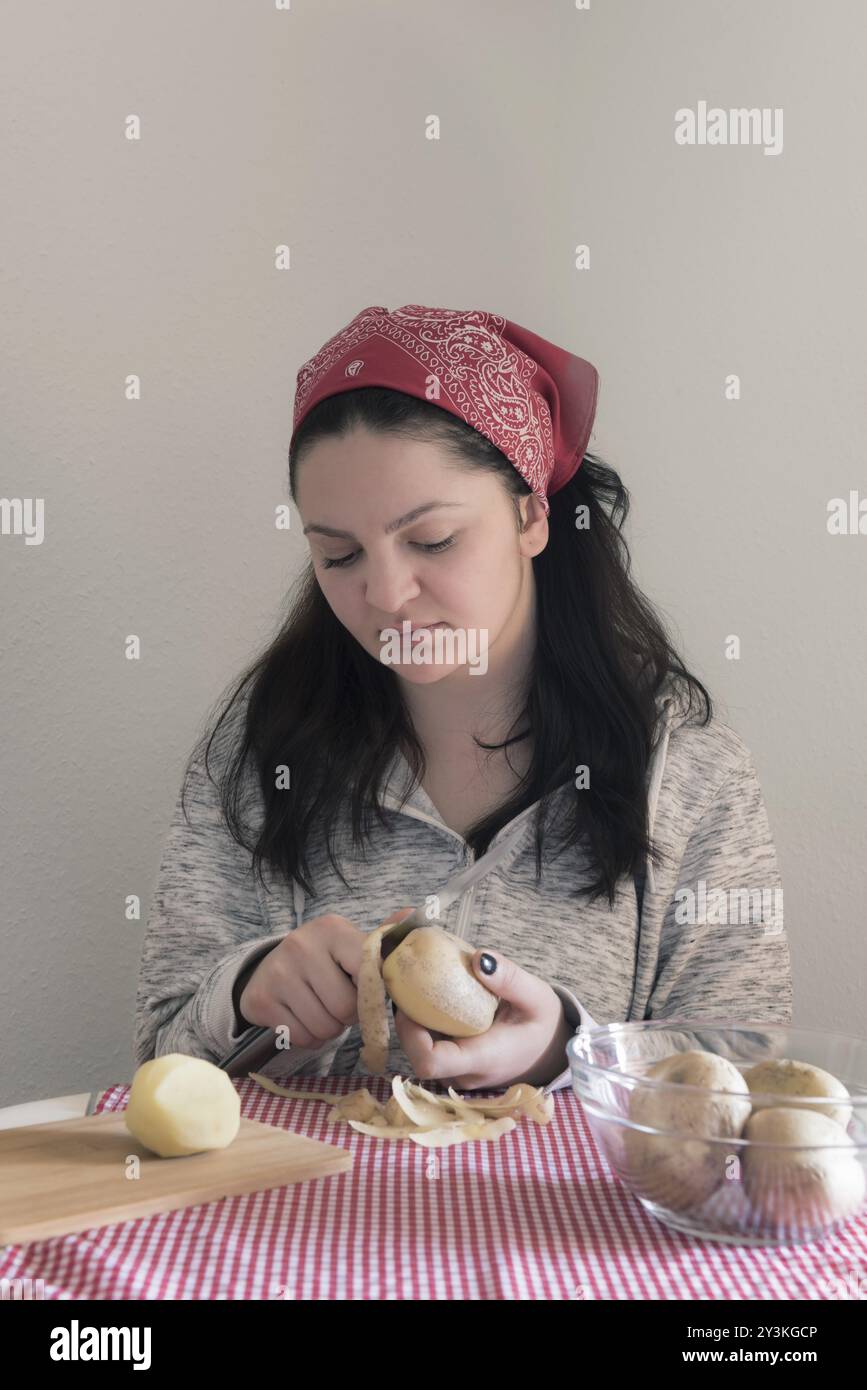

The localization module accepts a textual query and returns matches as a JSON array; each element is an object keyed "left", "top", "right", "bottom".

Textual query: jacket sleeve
[
  {"left": 542, "top": 742, "right": 793, "bottom": 1094},
  {"left": 645, "top": 746, "right": 793, "bottom": 1024},
  {"left": 542, "top": 983, "right": 597, "bottom": 1096},
  {"left": 133, "top": 740, "right": 335, "bottom": 1073}
]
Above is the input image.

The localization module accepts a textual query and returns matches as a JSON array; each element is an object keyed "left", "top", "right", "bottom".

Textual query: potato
[
  {"left": 742, "top": 1058, "right": 852, "bottom": 1131},
  {"left": 742, "top": 1107, "right": 866, "bottom": 1233},
  {"left": 125, "top": 1054, "right": 241, "bottom": 1157},
  {"left": 623, "top": 1050, "right": 752, "bottom": 1212},
  {"left": 381, "top": 926, "right": 498, "bottom": 1037}
]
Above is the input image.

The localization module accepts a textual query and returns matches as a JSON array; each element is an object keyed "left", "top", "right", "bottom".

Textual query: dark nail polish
[{"left": 479, "top": 952, "right": 497, "bottom": 975}]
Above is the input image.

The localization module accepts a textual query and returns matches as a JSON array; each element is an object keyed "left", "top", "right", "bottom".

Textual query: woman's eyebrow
[{"left": 302, "top": 500, "right": 464, "bottom": 541}]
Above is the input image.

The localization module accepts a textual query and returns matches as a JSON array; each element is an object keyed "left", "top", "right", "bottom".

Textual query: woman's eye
[
  {"left": 320, "top": 551, "right": 359, "bottom": 569},
  {"left": 418, "top": 534, "right": 456, "bottom": 554},
  {"left": 320, "top": 535, "right": 456, "bottom": 570}
]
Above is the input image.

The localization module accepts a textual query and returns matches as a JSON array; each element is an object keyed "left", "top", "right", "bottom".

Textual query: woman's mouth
[{"left": 379, "top": 621, "right": 448, "bottom": 638}]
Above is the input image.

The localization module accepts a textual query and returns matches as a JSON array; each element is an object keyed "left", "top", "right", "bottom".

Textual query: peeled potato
[
  {"left": 125, "top": 1054, "right": 241, "bottom": 1157},
  {"left": 381, "top": 926, "right": 498, "bottom": 1037},
  {"left": 742, "top": 1107, "right": 866, "bottom": 1233},
  {"left": 742, "top": 1058, "right": 853, "bottom": 1131},
  {"left": 623, "top": 1050, "right": 752, "bottom": 1212}
]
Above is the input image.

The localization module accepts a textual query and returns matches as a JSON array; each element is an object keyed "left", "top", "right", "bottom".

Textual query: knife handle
[{"left": 218, "top": 1024, "right": 277, "bottom": 1076}]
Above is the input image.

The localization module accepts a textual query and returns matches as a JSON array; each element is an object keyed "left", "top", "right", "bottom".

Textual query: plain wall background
[{"left": 2, "top": 0, "right": 865, "bottom": 1107}]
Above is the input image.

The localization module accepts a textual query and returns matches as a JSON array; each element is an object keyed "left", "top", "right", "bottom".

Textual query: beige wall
[{"left": 2, "top": 1, "right": 865, "bottom": 1106}]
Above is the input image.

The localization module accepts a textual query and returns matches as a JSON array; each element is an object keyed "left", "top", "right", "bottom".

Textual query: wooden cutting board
[{"left": 0, "top": 1111, "right": 354, "bottom": 1243}]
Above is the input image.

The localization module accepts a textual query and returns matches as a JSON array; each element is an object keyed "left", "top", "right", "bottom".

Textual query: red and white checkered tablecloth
[{"left": 2, "top": 1074, "right": 866, "bottom": 1300}]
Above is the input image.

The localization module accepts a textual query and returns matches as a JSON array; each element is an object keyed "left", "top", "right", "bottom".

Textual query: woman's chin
[{"left": 391, "top": 661, "right": 462, "bottom": 684}]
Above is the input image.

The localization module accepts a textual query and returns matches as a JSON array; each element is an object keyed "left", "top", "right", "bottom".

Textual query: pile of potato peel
[{"left": 249, "top": 1072, "right": 554, "bottom": 1147}]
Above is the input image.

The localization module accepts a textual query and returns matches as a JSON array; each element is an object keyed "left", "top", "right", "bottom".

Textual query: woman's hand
[
  {"left": 392, "top": 941, "right": 574, "bottom": 1091},
  {"left": 238, "top": 908, "right": 410, "bottom": 1049}
]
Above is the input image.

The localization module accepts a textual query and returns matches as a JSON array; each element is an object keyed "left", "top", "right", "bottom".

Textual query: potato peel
[
  {"left": 247, "top": 1074, "right": 385, "bottom": 1125},
  {"left": 347, "top": 1119, "right": 418, "bottom": 1141},
  {"left": 248, "top": 1067, "right": 554, "bottom": 1145},
  {"left": 383, "top": 1095, "right": 418, "bottom": 1128},
  {"left": 358, "top": 924, "right": 391, "bottom": 1074},
  {"left": 413, "top": 1083, "right": 481, "bottom": 1122},
  {"left": 247, "top": 1073, "right": 346, "bottom": 1105},
  {"left": 330, "top": 1089, "right": 384, "bottom": 1123},
  {"left": 446, "top": 1083, "right": 554, "bottom": 1125},
  {"left": 512, "top": 1087, "right": 555, "bottom": 1126},
  {"left": 390, "top": 1076, "right": 466, "bottom": 1129},
  {"left": 247, "top": 1045, "right": 552, "bottom": 1145},
  {"left": 446, "top": 1083, "right": 520, "bottom": 1114},
  {"left": 409, "top": 1116, "right": 518, "bottom": 1147}
]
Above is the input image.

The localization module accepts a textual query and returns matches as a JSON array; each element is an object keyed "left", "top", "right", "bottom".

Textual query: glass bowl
[{"left": 566, "top": 1021, "right": 867, "bottom": 1246}]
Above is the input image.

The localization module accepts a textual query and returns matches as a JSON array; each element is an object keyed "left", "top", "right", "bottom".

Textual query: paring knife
[{"left": 217, "top": 857, "right": 485, "bottom": 1077}]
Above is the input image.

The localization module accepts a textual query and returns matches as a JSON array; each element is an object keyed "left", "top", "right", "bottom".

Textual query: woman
[{"left": 134, "top": 304, "right": 793, "bottom": 1094}]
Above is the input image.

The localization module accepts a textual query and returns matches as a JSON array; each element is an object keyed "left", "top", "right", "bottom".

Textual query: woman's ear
[{"left": 517, "top": 493, "right": 549, "bottom": 558}]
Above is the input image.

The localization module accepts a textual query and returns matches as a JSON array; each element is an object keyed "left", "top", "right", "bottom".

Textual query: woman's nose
[{"left": 363, "top": 556, "right": 422, "bottom": 617}]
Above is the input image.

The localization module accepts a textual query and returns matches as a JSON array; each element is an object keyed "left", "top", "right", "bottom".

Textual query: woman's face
[{"left": 295, "top": 426, "right": 548, "bottom": 684}]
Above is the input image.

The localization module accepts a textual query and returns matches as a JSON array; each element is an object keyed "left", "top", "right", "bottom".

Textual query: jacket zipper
[{"left": 454, "top": 845, "right": 476, "bottom": 940}]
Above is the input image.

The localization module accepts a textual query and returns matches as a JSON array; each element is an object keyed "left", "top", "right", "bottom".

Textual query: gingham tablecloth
[{"left": 2, "top": 1074, "right": 866, "bottom": 1300}]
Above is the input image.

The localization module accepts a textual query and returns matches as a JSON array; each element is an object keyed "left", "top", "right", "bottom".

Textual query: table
[{"left": 2, "top": 1075, "right": 866, "bottom": 1300}]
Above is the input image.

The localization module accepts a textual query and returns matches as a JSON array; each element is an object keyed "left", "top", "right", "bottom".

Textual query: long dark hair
[{"left": 185, "top": 387, "right": 711, "bottom": 907}]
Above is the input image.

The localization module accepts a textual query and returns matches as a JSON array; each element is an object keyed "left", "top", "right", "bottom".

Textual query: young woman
[{"left": 134, "top": 305, "right": 793, "bottom": 1095}]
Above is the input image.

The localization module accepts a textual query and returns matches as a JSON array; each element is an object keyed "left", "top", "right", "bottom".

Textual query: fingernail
[{"left": 479, "top": 952, "right": 497, "bottom": 976}]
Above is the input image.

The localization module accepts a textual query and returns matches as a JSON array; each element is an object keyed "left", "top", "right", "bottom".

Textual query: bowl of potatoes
[{"left": 567, "top": 1022, "right": 867, "bottom": 1246}]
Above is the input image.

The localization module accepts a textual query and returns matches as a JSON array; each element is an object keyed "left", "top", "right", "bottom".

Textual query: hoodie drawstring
[
  {"left": 644, "top": 694, "right": 677, "bottom": 894},
  {"left": 293, "top": 878, "right": 306, "bottom": 927}
]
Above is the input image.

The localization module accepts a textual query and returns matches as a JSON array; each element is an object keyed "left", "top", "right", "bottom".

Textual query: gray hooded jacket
[{"left": 134, "top": 681, "right": 793, "bottom": 1093}]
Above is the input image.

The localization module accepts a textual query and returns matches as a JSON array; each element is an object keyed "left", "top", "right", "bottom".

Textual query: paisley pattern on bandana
[{"left": 293, "top": 304, "right": 558, "bottom": 510}]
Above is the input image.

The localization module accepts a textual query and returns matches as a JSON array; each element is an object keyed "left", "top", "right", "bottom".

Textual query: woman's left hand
[{"left": 392, "top": 944, "right": 574, "bottom": 1091}]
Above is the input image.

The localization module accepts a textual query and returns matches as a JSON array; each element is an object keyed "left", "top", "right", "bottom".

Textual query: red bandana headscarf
[{"left": 290, "top": 304, "right": 600, "bottom": 514}]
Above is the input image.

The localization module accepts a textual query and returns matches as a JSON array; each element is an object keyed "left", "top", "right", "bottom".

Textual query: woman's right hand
[{"left": 237, "top": 909, "right": 411, "bottom": 1050}]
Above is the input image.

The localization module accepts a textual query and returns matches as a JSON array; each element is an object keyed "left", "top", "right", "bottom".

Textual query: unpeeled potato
[
  {"left": 124, "top": 1053, "right": 241, "bottom": 1157},
  {"left": 742, "top": 1058, "right": 853, "bottom": 1131},
  {"left": 382, "top": 926, "right": 498, "bottom": 1037},
  {"left": 742, "top": 1107, "right": 866, "bottom": 1232},
  {"left": 622, "top": 1049, "right": 752, "bottom": 1212}
]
